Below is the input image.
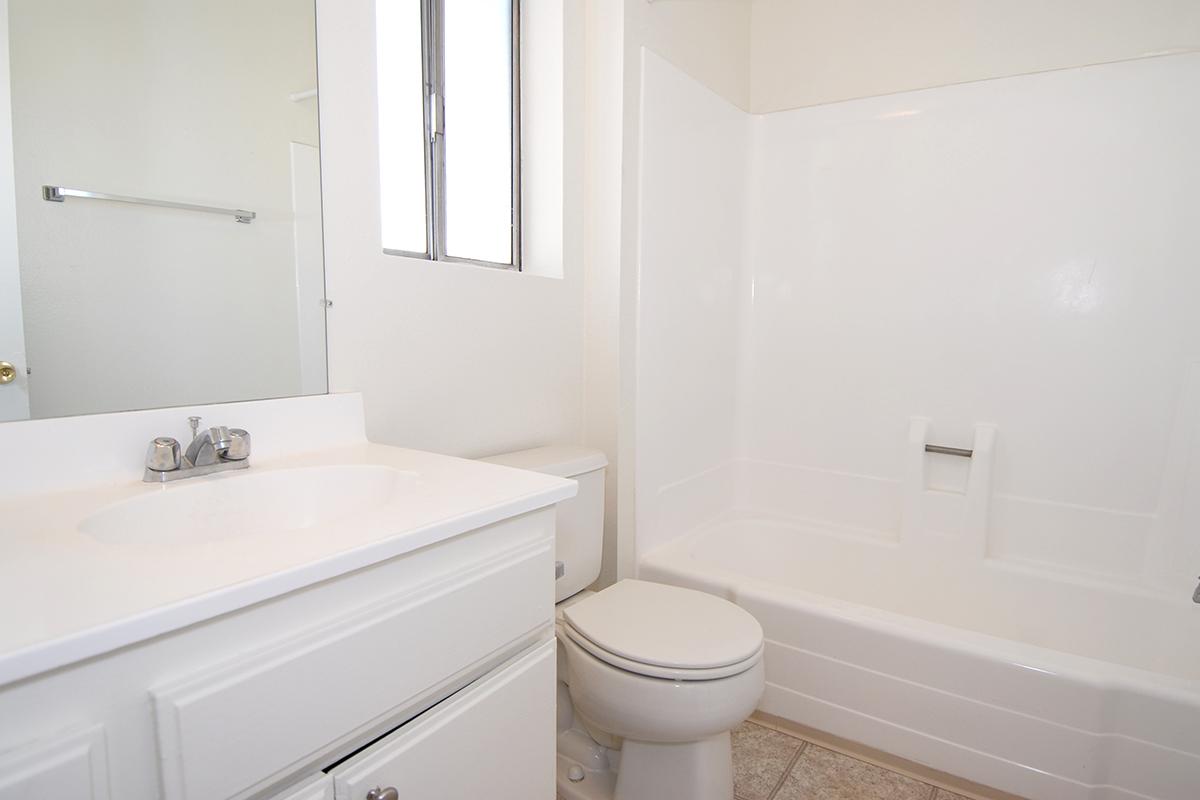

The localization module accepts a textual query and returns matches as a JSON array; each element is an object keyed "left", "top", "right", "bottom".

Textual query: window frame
[{"left": 381, "top": 0, "right": 522, "bottom": 271}]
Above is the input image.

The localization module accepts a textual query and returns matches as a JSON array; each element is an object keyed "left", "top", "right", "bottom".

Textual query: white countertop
[{"left": 0, "top": 442, "right": 575, "bottom": 687}]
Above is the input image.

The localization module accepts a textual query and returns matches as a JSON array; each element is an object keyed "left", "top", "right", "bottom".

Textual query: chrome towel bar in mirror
[{"left": 42, "top": 185, "right": 256, "bottom": 224}]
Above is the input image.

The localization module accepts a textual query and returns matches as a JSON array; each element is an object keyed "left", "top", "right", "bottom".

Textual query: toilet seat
[
  {"left": 560, "top": 580, "right": 764, "bottom": 681},
  {"left": 561, "top": 620, "right": 763, "bottom": 680}
]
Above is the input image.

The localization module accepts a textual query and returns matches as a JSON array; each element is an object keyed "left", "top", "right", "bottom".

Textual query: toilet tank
[{"left": 481, "top": 446, "right": 607, "bottom": 602}]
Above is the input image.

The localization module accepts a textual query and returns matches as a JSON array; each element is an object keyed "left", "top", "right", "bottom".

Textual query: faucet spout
[{"left": 184, "top": 426, "right": 234, "bottom": 467}]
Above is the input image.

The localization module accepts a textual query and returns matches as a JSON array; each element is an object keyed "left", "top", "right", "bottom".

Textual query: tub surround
[
  {"left": 633, "top": 51, "right": 1200, "bottom": 800},
  {"left": 738, "top": 50, "right": 1200, "bottom": 596},
  {"left": 636, "top": 51, "right": 1200, "bottom": 596}
]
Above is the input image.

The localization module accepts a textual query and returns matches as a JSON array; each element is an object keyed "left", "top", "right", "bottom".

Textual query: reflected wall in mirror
[{"left": 0, "top": 0, "right": 326, "bottom": 422}]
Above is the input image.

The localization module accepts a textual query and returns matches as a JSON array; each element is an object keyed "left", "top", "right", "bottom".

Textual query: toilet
[{"left": 482, "top": 446, "right": 765, "bottom": 800}]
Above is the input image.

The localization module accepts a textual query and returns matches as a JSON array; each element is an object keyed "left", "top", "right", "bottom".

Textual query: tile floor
[{"left": 733, "top": 721, "right": 970, "bottom": 800}]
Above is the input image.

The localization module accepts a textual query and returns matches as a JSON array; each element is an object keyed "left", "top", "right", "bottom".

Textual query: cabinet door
[
  {"left": 330, "top": 639, "right": 555, "bottom": 800},
  {"left": 267, "top": 773, "right": 334, "bottom": 800},
  {"left": 0, "top": 726, "right": 108, "bottom": 800}
]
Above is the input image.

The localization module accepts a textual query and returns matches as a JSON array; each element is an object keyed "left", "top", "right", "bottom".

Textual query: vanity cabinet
[{"left": 0, "top": 508, "right": 557, "bottom": 800}]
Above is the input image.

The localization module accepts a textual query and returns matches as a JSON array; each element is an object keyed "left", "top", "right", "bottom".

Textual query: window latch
[{"left": 430, "top": 89, "right": 445, "bottom": 139}]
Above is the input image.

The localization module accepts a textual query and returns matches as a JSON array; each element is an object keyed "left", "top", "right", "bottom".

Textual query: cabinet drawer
[
  {"left": 152, "top": 538, "right": 552, "bottom": 800},
  {"left": 330, "top": 639, "right": 556, "bottom": 800}
]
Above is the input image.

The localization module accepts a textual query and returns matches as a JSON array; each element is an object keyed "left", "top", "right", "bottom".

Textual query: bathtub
[{"left": 639, "top": 515, "right": 1200, "bottom": 800}]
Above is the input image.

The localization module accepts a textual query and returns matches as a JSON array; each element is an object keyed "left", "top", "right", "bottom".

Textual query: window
[{"left": 377, "top": 0, "right": 521, "bottom": 270}]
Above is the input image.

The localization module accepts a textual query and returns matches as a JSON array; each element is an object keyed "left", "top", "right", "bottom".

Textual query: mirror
[{"left": 0, "top": 0, "right": 325, "bottom": 422}]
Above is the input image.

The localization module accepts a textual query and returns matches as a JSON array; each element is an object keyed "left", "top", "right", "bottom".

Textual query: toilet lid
[{"left": 561, "top": 580, "right": 763, "bottom": 674}]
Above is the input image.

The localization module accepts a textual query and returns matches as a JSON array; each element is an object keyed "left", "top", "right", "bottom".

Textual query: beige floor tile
[
  {"left": 731, "top": 721, "right": 803, "bottom": 800},
  {"left": 773, "top": 745, "right": 933, "bottom": 800},
  {"left": 932, "top": 791, "right": 969, "bottom": 800}
]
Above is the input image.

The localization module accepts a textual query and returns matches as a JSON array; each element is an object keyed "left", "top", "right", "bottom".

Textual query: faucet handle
[
  {"left": 224, "top": 428, "right": 251, "bottom": 461},
  {"left": 146, "top": 437, "right": 182, "bottom": 472}
]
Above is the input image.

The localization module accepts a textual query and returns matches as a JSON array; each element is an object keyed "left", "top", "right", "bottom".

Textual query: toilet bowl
[
  {"left": 480, "top": 447, "right": 764, "bottom": 800},
  {"left": 557, "top": 580, "right": 765, "bottom": 800}
]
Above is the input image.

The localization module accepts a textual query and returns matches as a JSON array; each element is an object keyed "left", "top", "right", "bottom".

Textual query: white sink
[{"left": 79, "top": 465, "right": 413, "bottom": 545}]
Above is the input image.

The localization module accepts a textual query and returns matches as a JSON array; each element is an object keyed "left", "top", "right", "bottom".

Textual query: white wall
[
  {"left": 9, "top": 0, "right": 319, "bottom": 418},
  {"left": 318, "top": 0, "right": 587, "bottom": 458},
  {"left": 632, "top": 51, "right": 748, "bottom": 557},
  {"left": 750, "top": 0, "right": 1200, "bottom": 112}
]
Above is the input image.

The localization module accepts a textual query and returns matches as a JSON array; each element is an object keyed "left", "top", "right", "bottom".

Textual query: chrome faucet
[{"left": 144, "top": 415, "right": 251, "bottom": 482}]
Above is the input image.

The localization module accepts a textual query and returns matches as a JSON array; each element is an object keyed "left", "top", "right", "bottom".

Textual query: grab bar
[
  {"left": 925, "top": 444, "right": 973, "bottom": 458},
  {"left": 42, "top": 185, "right": 255, "bottom": 224}
]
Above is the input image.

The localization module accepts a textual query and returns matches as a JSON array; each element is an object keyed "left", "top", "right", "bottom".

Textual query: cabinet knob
[{"left": 366, "top": 788, "right": 399, "bottom": 800}]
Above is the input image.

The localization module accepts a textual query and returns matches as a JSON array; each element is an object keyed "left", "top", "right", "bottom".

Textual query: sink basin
[{"left": 80, "top": 465, "right": 412, "bottom": 545}]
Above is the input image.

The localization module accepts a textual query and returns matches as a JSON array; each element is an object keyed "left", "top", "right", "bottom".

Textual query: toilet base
[
  {"left": 616, "top": 732, "right": 733, "bottom": 800},
  {"left": 556, "top": 728, "right": 733, "bottom": 800}
]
